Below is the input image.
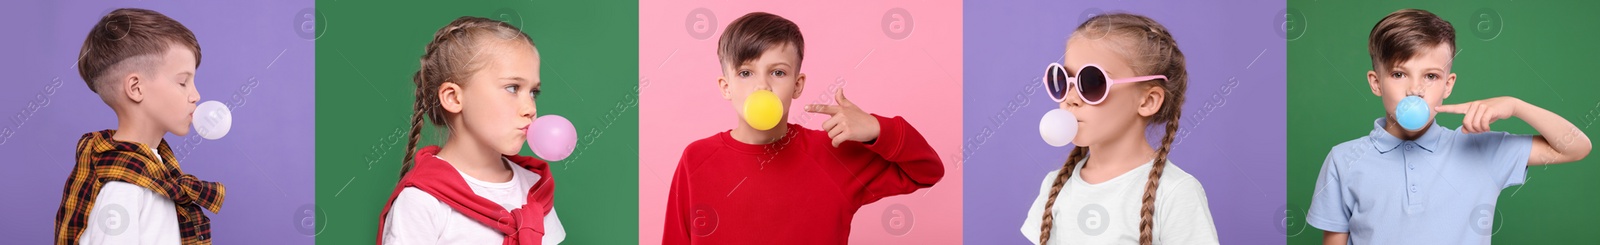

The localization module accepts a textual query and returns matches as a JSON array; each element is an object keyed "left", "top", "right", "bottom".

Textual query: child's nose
[
  {"left": 1406, "top": 79, "right": 1429, "bottom": 95},
  {"left": 751, "top": 78, "right": 773, "bottom": 91},
  {"left": 1063, "top": 84, "right": 1085, "bottom": 106},
  {"left": 520, "top": 99, "right": 536, "bottom": 119}
]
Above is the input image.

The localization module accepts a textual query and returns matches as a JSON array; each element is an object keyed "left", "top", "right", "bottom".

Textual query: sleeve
[
  {"left": 171, "top": 173, "right": 225, "bottom": 214},
  {"left": 382, "top": 187, "right": 445, "bottom": 245},
  {"left": 1155, "top": 175, "right": 1219, "bottom": 245},
  {"left": 1019, "top": 170, "right": 1059, "bottom": 245},
  {"left": 1481, "top": 132, "right": 1534, "bottom": 188},
  {"left": 1306, "top": 148, "right": 1351, "bottom": 233},
  {"left": 661, "top": 150, "right": 694, "bottom": 245},
  {"left": 845, "top": 115, "right": 946, "bottom": 205},
  {"left": 80, "top": 181, "right": 154, "bottom": 245},
  {"left": 542, "top": 208, "right": 566, "bottom": 245}
]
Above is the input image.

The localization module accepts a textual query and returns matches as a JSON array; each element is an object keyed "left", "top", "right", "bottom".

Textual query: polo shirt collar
[{"left": 1369, "top": 117, "right": 1446, "bottom": 153}]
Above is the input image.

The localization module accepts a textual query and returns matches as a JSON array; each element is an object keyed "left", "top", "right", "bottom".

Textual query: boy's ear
[
  {"left": 439, "top": 82, "right": 464, "bottom": 113},
  {"left": 718, "top": 76, "right": 731, "bottom": 101},
  {"left": 1366, "top": 70, "right": 1382, "bottom": 97},
  {"left": 1137, "top": 86, "right": 1164, "bottom": 117},
  {"left": 122, "top": 73, "right": 144, "bottom": 103},
  {"left": 792, "top": 72, "right": 806, "bottom": 99},
  {"left": 1443, "top": 73, "right": 1456, "bottom": 99}
]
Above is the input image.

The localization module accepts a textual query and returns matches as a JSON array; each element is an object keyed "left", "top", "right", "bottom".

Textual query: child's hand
[
  {"left": 1436, "top": 96, "right": 1523, "bottom": 134},
  {"left": 805, "top": 88, "right": 882, "bottom": 147}
]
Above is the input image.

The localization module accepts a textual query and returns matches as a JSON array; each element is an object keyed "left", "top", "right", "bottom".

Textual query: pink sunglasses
[{"left": 1043, "top": 63, "right": 1167, "bottom": 104}]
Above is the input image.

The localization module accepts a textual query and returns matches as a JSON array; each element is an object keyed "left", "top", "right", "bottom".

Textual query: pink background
[{"left": 638, "top": 0, "right": 963, "bottom": 244}]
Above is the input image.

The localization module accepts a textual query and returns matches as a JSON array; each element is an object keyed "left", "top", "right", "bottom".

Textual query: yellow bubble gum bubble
[{"left": 743, "top": 90, "right": 783, "bottom": 131}]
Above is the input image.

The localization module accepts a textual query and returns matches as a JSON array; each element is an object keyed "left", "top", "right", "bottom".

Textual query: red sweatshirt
[
  {"left": 376, "top": 146, "right": 555, "bottom": 245},
  {"left": 662, "top": 115, "right": 945, "bottom": 244}
]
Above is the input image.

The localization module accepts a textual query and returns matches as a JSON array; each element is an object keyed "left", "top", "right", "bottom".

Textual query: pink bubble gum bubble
[{"left": 526, "top": 115, "right": 577, "bottom": 161}]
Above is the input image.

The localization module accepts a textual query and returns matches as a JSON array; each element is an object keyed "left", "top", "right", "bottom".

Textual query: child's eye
[
  {"left": 738, "top": 70, "right": 752, "bottom": 78},
  {"left": 1425, "top": 73, "right": 1439, "bottom": 80},
  {"left": 530, "top": 88, "right": 541, "bottom": 99},
  {"left": 771, "top": 70, "right": 787, "bottom": 77},
  {"left": 1389, "top": 72, "right": 1405, "bottom": 79},
  {"left": 505, "top": 85, "right": 519, "bottom": 93}
]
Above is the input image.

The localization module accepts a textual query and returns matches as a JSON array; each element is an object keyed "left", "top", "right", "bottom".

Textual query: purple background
[
  {"left": 963, "top": 0, "right": 1285, "bottom": 244},
  {"left": 0, "top": 0, "right": 313, "bottom": 244}
]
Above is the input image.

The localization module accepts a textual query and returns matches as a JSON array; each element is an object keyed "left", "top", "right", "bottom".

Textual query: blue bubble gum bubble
[{"left": 1395, "top": 95, "right": 1430, "bottom": 131}]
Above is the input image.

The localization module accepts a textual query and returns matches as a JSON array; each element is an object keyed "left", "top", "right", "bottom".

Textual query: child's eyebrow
[
  {"left": 1386, "top": 64, "right": 1446, "bottom": 74},
  {"left": 500, "top": 76, "right": 537, "bottom": 86},
  {"left": 506, "top": 76, "right": 542, "bottom": 88},
  {"left": 765, "top": 62, "right": 793, "bottom": 69}
]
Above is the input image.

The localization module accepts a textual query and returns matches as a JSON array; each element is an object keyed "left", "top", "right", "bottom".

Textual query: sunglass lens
[
  {"left": 1078, "top": 66, "right": 1107, "bottom": 102},
  {"left": 1047, "top": 65, "right": 1069, "bottom": 100}
]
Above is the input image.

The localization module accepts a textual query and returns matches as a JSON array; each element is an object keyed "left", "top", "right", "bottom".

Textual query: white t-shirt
[
  {"left": 1020, "top": 160, "right": 1218, "bottom": 245},
  {"left": 383, "top": 156, "right": 565, "bottom": 244},
  {"left": 80, "top": 147, "right": 180, "bottom": 245}
]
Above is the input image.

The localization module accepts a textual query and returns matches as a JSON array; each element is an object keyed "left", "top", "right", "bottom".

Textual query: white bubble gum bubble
[
  {"left": 1040, "top": 109, "right": 1078, "bottom": 147},
  {"left": 193, "top": 100, "right": 232, "bottom": 140}
]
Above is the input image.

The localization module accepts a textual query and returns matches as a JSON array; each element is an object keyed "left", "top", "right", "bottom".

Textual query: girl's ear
[
  {"left": 1137, "top": 86, "right": 1165, "bottom": 117},
  {"left": 439, "top": 82, "right": 464, "bottom": 113}
]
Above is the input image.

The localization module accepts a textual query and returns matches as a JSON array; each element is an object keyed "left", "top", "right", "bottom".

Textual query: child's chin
[
  {"left": 499, "top": 143, "right": 523, "bottom": 156},
  {"left": 1070, "top": 138, "right": 1094, "bottom": 147}
]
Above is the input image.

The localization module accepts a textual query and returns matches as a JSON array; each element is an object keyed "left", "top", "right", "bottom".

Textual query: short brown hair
[
  {"left": 717, "top": 12, "right": 804, "bottom": 70},
  {"left": 1368, "top": 9, "right": 1454, "bottom": 70},
  {"left": 77, "top": 8, "right": 202, "bottom": 94}
]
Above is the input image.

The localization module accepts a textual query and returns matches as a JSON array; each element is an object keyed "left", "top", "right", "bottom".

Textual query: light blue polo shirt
[{"left": 1308, "top": 118, "right": 1533, "bottom": 244}]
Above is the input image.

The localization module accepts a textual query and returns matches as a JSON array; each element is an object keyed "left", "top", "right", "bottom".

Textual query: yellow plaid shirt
[{"left": 55, "top": 130, "right": 225, "bottom": 245}]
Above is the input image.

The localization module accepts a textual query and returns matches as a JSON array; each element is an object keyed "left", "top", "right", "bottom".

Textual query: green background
[
  {"left": 1288, "top": 0, "right": 1600, "bottom": 244},
  {"left": 314, "top": 0, "right": 639, "bottom": 243}
]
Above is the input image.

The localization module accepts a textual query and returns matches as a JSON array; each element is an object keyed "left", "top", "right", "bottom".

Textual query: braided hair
[
  {"left": 1038, "top": 13, "right": 1186, "bottom": 245},
  {"left": 399, "top": 16, "right": 534, "bottom": 177}
]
